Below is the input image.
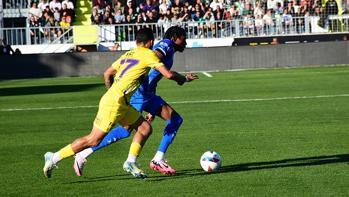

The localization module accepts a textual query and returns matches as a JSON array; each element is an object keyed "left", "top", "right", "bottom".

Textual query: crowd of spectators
[
  {"left": 27, "top": 0, "right": 75, "bottom": 43},
  {"left": 21, "top": 0, "right": 346, "bottom": 42},
  {"left": 90, "top": 0, "right": 345, "bottom": 38}
]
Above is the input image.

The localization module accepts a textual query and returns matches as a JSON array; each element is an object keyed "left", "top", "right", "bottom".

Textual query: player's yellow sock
[
  {"left": 58, "top": 144, "right": 75, "bottom": 159},
  {"left": 127, "top": 142, "right": 142, "bottom": 162},
  {"left": 129, "top": 142, "right": 142, "bottom": 156}
]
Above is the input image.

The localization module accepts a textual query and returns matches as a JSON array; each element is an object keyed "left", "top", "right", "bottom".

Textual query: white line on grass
[
  {"left": 0, "top": 105, "right": 97, "bottom": 112},
  {"left": 170, "top": 94, "right": 349, "bottom": 104},
  {"left": 202, "top": 72, "right": 213, "bottom": 77},
  {"left": 1, "top": 94, "right": 348, "bottom": 112}
]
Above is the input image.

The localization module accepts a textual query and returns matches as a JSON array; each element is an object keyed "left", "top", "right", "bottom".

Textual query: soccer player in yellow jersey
[{"left": 43, "top": 28, "right": 198, "bottom": 179}]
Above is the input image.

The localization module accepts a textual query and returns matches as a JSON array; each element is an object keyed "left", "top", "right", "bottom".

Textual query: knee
[
  {"left": 164, "top": 114, "right": 183, "bottom": 135},
  {"left": 170, "top": 114, "right": 183, "bottom": 129},
  {"left": 145, "top": 122, "right": 153, "bottom": 137},
  {"left": 139, "top": 121, "right": 152, "bottom": 138},
  {"left": 175, "top": 115, "right": 183, "bottom": 126}
]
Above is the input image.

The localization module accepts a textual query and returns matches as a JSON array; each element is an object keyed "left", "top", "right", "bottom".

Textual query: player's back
[
  {"left": 107, "top": 46, "right": 163, "bottom": 99},
  {"left": 131, "top": 39, "right": 175, "bottom": 101}
]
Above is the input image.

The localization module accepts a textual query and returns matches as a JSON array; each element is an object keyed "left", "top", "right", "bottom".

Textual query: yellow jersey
[{"left": 109, "top": 46, "right": 163, "bottom": 100}]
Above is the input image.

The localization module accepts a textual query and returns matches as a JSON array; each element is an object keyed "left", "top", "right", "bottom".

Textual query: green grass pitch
[{"left": 0, "top": 66, "right": 348, "bottom": 196}]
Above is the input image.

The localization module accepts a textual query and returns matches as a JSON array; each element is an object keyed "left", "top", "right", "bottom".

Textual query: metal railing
[
  {"left": 3, "top": 0, "right": 28, "bottom": 9},
  {"left": 97, "top": 16, "right": 348, "bottom": 42},
  {"left": 2, "top": 26, "right": 74, "bottom": 45},
  {"left": 1, "top": 16, "right": 349, "bottom": 46}
]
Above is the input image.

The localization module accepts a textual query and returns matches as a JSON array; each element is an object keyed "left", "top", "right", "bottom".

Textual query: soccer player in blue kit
[{"left": 74, "top": 26, "right": 198, "bottom": 177}]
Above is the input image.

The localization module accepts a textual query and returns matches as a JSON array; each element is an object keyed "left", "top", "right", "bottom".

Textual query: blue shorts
[{"left": 130, "top": 95, "right": 166, "bottom": 116}]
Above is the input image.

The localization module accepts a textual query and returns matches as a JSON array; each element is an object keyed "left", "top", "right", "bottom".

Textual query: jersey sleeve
[{"left": 153, "top": 40, "right": 171, "bottom": 57}]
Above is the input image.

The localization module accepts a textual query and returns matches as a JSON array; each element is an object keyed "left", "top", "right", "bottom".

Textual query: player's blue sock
[
  {"left": 91, "top": 126, "right": 130, "bottom": 152},
  {"left": 158, "top": 114, "right": 183, "bottom": 153}
]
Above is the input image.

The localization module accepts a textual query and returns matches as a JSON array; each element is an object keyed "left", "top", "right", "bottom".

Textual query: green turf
[{"left": 0, "top": 66, "right": 348, "bottom": 196}]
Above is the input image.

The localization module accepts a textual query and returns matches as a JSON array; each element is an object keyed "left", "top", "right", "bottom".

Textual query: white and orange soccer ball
[{"left": 200, "top": 151, "right": 222, "bottom": 172}]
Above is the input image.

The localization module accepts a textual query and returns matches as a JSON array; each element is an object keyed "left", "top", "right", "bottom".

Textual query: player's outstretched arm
[
  {"left": 156, "top": 66, "right": 198, "bottom": 85},
  {"left": 103, "top": 66, "right": 116, "bottom": 89},
  {"left": 183, "top": 72, "right": 199, "bottom": 84}
]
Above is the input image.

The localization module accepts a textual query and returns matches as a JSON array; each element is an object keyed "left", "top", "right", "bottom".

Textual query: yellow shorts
[{"left": 93, "top": 93, "right": 140, "bottom": 133}]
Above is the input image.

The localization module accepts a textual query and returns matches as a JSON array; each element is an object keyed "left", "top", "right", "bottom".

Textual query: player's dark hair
[
  {"left": 164, "top": 26, "right": 186, "bottom": 40},
  {"left": 136, "top": 28, "right": 154, "bottom": 44}
]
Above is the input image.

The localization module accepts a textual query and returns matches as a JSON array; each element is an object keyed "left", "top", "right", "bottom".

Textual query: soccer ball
[{"left": 200, "top": 151, "right": 222, "bottom": 172}]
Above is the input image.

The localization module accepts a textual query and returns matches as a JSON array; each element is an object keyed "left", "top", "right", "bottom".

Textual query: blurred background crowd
[{"left": 25, "top": 0, "right": 346, "bottom": 27}]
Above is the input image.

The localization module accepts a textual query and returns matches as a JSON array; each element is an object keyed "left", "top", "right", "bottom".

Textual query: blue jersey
[{"left": 131, "top": 39, "right": 175, "bottom": 103}]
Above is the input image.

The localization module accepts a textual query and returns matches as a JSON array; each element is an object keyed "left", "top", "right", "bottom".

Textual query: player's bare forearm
[
  {"left": 174, "top": 72, "right": 199, "bottom": 85},
  {"left": 168, "top": 71, "right": 187, "bottom": 85},
  {"left": 103, "top": 66, "right": 116, "bottom": 89},
  {"left": 156, "top": 65, "right": 198, "bottom": 85}
]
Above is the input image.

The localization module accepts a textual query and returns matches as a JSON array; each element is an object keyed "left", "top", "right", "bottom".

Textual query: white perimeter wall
[{"left": 14, "top": 38, "right": 235, "bottom": 54}]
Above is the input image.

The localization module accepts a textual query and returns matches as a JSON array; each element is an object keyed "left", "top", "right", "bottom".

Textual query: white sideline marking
[
  {"left": 170, "top": 94, "right": 349, "bottom": 104},
  {"left": 202, "top": 72, "right": 213, "bottom": 77},
  {"left": 0, "top": 105, "right": 97, "bottom": 112},
  {"left": 1, "top": 94, "right": 348, "bottom": 112}
]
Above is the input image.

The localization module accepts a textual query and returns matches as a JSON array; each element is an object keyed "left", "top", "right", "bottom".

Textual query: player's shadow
[
  {"left": 66, "top": 153, "right": 349, "bottom": 183},
  {"left": 67, "top": 174, "right": 141, "bottom": 184},
  {"left": 0, "top": 83, "right": 102, "bottom": 96},
  {"left": 148, "top": 153, "right": 349, "bottom": 181}
]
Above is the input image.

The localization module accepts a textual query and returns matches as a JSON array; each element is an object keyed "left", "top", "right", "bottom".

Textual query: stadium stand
[{"left": 0, "top": 0, "right": 348, "bottom": 53}]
